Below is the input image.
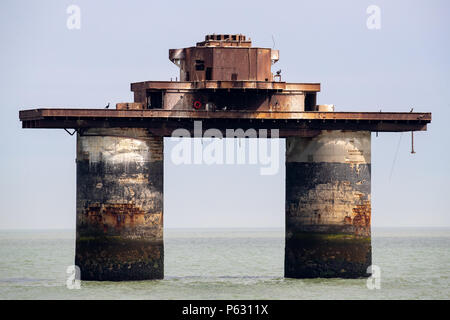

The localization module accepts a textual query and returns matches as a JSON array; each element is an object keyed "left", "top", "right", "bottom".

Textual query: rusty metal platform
[
  {"left": 19, "top": 108, "right": 431, "bottom": 137},
  {"left": 130, "top": 81, "right": 320, "bottom": 92}
]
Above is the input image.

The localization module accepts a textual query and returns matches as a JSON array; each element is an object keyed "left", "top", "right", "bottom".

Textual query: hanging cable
[{"left": 389, "top": 132, "right": 403, "bottom": 181}]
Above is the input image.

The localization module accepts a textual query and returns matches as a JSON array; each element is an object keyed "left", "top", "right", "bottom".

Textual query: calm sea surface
[{"left": 0, "top": 228, "right": 448, "bottom": 299}]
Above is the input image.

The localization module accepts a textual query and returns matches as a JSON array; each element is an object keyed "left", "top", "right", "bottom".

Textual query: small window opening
[
  {"left": 231, "top": 73, "right": 238, "bottom": 81},
  {"left": 147, "top": 91, "right": 163, "bottom": 109},
  {"left": 206, "top": 68, "right": 212, "bottom": 80},
  {"left": 195, "top": 60, "right": 205, "bottom": 71},
  {"left": 304, "top": 93, "right": 316, "bottom": 111}
]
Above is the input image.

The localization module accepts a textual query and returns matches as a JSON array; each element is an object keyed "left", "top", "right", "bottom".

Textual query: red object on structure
[{"left": 193, "top": 101, "right": 202, "bottom": 109}]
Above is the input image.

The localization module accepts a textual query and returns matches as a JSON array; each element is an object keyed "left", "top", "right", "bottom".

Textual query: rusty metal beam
[
  {"left": 130, "top": 81, "right": 320, "bottom": 92},
  {"left": 19, "top": 108, "right": 431, "bottom": 121},
  {"left": 19, "top": 108, "right": 430, "bottom": 136}
]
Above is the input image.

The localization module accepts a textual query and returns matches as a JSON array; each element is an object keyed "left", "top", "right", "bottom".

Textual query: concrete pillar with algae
[
  {"left": 75, "top": 128, "right": 164, "bottom": 281},
  {"left": 285, "top": 130, "right": 372, "bottom": 278}
]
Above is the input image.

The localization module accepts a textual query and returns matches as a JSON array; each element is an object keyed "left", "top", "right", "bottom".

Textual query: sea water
[{"left": 0, "top": 228, "right": 449, "bottom": 299}]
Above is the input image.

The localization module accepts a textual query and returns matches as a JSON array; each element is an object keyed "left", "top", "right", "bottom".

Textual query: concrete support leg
[
  {"left": 75, "top": 128, "right": 163, "bottom": 281},
  {"left": 285, "top": 131, "right": 371, "bottom": 278}
]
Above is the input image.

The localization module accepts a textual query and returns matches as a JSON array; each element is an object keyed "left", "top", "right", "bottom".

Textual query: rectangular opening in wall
[
  {"left": 231, "top": 73, "right": 238, "bottom": 81},
  {"left": 304, "top": 93, "right": 316, "bottom": 111},
  {"left": 206, "top": 67, "right": 212, "bottom": 80},
  {"left": 147, "top": 91, "right": 163, "bottom": 109}
]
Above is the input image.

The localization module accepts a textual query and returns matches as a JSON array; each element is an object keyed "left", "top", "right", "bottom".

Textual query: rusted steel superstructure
[{"left": 19, "top": 34, "right": 431, "bottom": 281}]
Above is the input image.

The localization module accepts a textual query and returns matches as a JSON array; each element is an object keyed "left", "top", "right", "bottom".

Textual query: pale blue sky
[{"left": 0, "top": 0, "right": 449, "bottom": 229}]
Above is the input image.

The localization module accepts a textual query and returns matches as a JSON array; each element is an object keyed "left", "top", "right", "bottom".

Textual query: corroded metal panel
[
  {"left": 168, "top": 34, "right": 279, "bottom": 82},
  {"left": 116, "top": 102, "right": 145, "bottom": 110},
  {"left": 75, "top": 128, "right": 163, "bottom": 280},
  {"left": 285, "top": 131, "right": 371, "bottom": 278}
]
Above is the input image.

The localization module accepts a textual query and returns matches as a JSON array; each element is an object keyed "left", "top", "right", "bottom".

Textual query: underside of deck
[{"left": 19, "top": 108, "right": 431, "bottom": 137}]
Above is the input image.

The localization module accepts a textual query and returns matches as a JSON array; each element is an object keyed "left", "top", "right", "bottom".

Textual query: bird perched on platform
[
  {"left": 105, "top": 103, "right": 110, "bottom": 109},
  {"left": 274, "top": 70, "right": 282, "bottom": 82}
]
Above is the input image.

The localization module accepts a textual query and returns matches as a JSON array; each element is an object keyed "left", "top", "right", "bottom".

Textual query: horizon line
[{"left": 1, "top": 226, "right": 450, "bottom": 231}]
